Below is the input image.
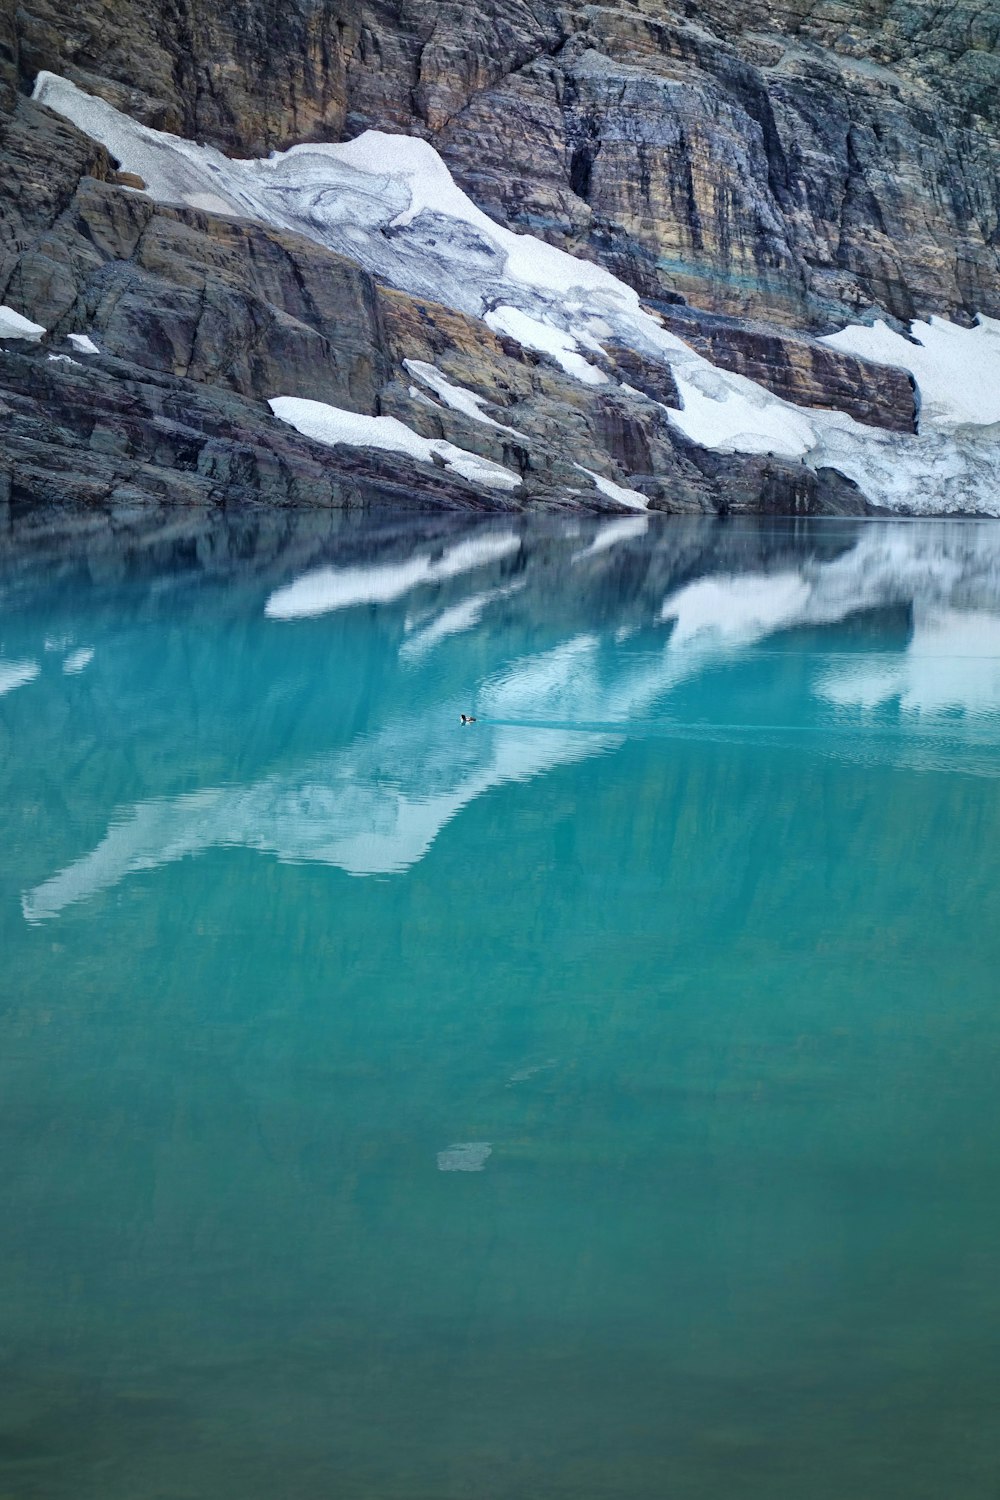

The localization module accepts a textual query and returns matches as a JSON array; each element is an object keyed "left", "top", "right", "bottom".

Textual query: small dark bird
[{"left": 460, "top": 713, "right": 477, "bottom": 725}]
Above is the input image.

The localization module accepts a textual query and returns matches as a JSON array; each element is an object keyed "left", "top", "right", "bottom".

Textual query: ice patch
[
  {"left": 67, "top": 333, "right": 100, "bottom": 354},
  {"left": 47, "top": 354, "right": 81, "bottom": 367},
  {"left": 822, "top": 316, "right": 1000, "bottom": 431},
  {"left": 0, "top": 306, "right": 45, "bottom": 341},
  {"left": 437, "top": 1142, "right": 492, "bottom": 1172},
  {"left": 268, "top": 396, "right": 522, "bottom": 492},
  {"left": 0, "top": 659, "right": 40, "bottom": 696},
  {"left": 265, "top": 531, "right": 520, "bottom": 619}
]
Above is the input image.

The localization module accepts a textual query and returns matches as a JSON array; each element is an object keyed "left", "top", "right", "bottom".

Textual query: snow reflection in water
[{"left": 17, "top": 516, "right": 1000, "bottom": 922}]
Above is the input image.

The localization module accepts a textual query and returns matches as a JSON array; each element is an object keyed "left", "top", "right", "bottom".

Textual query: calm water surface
[{"left": 2, "top": 511, "right": 1000, "bottom": 1498}]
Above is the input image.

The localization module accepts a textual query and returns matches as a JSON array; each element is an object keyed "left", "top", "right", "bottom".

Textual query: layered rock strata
[
  {"left": 7, "top": 0, "right": 999, "bottom": 326},
  {"left": 1, "top": 0, "right": 998, "bottom": 517}
]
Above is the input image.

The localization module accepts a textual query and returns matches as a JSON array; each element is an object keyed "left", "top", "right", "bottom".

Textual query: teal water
[{"left": 2, "top": 511, "right": 1000, "bottom": 1499}]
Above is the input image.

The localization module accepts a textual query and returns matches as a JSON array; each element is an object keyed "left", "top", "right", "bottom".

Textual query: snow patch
[
  {"left": 403, "top": 359, "right": 527, "bottom": 436},
  {"left": 47, "top": 354, "right": 81, "bottom": 367},
  {"left": 667, "top": 371, "right": 816, "bottom": 458},
  {"left": 485, "top": 305, "right": 607, "bottom": 386},
  {"left": 0, "top": 306, "right": 45, "bottom": 341},
  {"left": 67, "top": 333, "right": 100, "bottom": 354},
  {"left": 574, "top": 465, "right": 649, "bottom": 511},
  {"left": 268, "top": 396, "right": 522, "bottom": 492},
  {"left": 822, "top": 316, "right": 1000, "bottom": 431}
]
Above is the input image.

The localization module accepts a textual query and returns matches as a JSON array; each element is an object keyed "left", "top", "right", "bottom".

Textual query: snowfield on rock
[
  {"left": 267, "top": 397, "right": 523, "bottom": 492},
  {"left": 0, "top": 306, "right": 45, "bottom": 340},
  {"left": 32, "top": 70, "right": 1000, "bottom": 516},
  {"left": 822, "top": 316, "right": 1000, "bottom": 431}
]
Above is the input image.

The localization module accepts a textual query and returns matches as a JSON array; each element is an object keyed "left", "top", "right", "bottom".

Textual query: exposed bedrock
[
  {"left": 0, "top": 0, "right": 995, "bottom": 514},
  {"left": 7, "top": 0, "right": 1000, "bottom": 327},
  {"left": 0, "top": 92, "right": 883, "bottom": 517}
]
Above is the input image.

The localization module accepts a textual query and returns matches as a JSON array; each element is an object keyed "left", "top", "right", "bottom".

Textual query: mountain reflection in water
[
  {"left": 7, "top": 512, "right": 1000, "bottom": 921},
  {"left": 3, "top": 509, "right": 1000, "bottom": 1500}
]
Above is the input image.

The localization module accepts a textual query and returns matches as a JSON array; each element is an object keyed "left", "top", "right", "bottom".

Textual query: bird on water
[{"left": 460, "top": 714, "right": 476, "bottom": 725}]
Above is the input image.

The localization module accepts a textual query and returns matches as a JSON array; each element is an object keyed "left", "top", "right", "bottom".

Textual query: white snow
[
  {"left": 67, "top": 333, "right": 100, "bottom": 354},
  {"left": 31, "top": 68, "right": 1000, "bottom": 516},
  {"left": 821, "top": 316, "right": 1000, "bottom": 430},
  {"left": 403, "top": 359, "right": 527, "bottom": 436},
  {"left": 47, "top": 354, "right": 81, "bottom": 367},
  {"left": 268, "top": 396, "right": 522, "bottom": 492},
  {"left": 265, "top": 531, "right": 521, "bottom": 619},
  {"left": 0, "top": 659, "right": 40, "bottom": 696},
  {"left": 485, "top": 305, "right": 608, "bottom": 386},
  {"left": 574, "top": 465, "right": 649, "bottom": 511},
  {"left": 666, "top": 370, "right": 817, "bottom": 458},
  {"left": 0, "top": 306, "right": 45, "bottom": 341}
]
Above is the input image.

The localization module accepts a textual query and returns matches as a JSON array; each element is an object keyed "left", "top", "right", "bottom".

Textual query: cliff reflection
[{"left": 8, "top": 511, "right": 1000, "bottom": 921}]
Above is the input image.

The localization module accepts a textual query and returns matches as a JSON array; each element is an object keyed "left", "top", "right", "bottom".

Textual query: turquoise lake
[{"left": 2, "top": 510, "right": 1000, "bottom": 1499}]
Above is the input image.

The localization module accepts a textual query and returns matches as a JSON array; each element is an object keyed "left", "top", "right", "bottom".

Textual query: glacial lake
[{"left": 2, "top": 509, "right": 1000, "bottom": 1500}]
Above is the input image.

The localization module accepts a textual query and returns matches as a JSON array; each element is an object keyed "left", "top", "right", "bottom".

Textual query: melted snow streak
[{"left": 32, "top": 71, "right": 1000, "bottom": 515}]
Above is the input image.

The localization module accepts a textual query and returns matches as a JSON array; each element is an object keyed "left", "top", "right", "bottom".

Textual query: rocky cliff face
[{"left": 1, "top": 0, "right": 998, "bottom": 520}]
